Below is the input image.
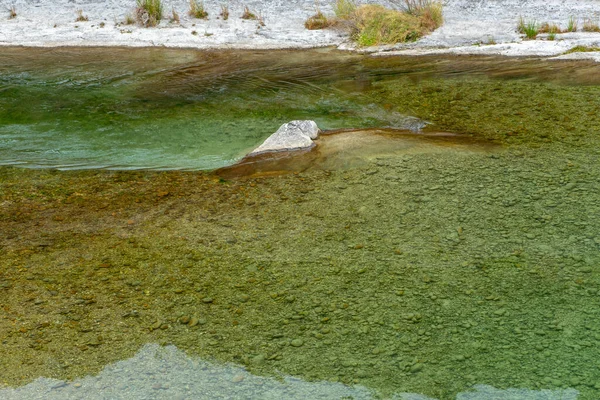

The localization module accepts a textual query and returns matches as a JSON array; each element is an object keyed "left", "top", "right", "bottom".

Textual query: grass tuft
[
  {"left": 334, "top": 0, "right": 356, "bottom": 19},
  {"left": 567, "top": 16, "right": 577, "bottom": 32},
  {"left": 125, "top": 14, "right": 135, "bottom": 25},
  {"left": 329, "top": 0, "right": 442, "bottom": 46},
  {"left": 305, "top": 11, "right": 331, "bottom": 30},
  {"left": 402, "top": 0, "right": 443, "bottom": 31},
  {"left": 189, "top": 0, "right": 208, "bottom": 19},
  {"left": 220, "top": 4, "right": 229, "bottom": 20},
  {"left": 565, "top": 45, "right": 600, "bottom": 54},
  {"left": 517, "top": 17, "right": 538, "bottom": 39},
  {"left": 76, "top": 9, "right": 89, "bottom": 22},
  {"left": 538, "top": 22, "right": 561, "bottom": 34},
  {"left": 547, "top": 32, "right": 556, "bottom": 41},
  {"left": 353, "top": 5, "right": 423, "bottom": 46},
  {"left": 8, "top": 5, "right": 16, "bottom": 19},
  {"left": 170, "top": 7, "right": 180, "bottom": 23},
  {"left": 241, "top": 5, "right": 257, "bottom": 20},
  {"left": 583, "top": 18, "right": 600, "bottom": 32},
  {"left": 136, "top": 0, "right": 163, "bottom": 27}
]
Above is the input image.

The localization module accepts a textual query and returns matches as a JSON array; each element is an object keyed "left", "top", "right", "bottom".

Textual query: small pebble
[
  {"left": 410, "top": 363, "right": 424, "bottom": 373},
  {"left": 239, "top": 294, "right": 250, "bottom": 302},
  {"left": 151, "top": 321, "right": 162, "bottom": 330}
]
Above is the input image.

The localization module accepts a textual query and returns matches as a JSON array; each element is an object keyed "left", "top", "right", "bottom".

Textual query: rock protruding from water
[{"left": 250, "top": 120, "right": 320, "bottom": 155}]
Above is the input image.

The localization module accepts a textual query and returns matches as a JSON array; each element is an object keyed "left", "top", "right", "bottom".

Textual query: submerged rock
[{"left": 250, "top": 120, "right": 320, "bottom": 155}]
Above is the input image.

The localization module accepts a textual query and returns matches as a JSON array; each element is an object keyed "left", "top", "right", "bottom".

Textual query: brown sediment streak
[{"left": 217, "top": 128, "right": 499, "bottom": 179}]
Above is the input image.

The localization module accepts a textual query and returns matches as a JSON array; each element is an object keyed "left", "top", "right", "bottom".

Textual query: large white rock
[{"left": 250, "top": 120, "right": 320, "bottom": 155}]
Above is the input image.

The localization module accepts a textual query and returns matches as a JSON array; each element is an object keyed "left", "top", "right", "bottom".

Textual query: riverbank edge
[{"left": 2, "top": 0, "right": 600, "bottom": 61}]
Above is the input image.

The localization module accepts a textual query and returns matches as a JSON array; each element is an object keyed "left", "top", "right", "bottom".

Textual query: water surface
[{"left": 1, "top": 48, "right": 599, "bottom": 400}]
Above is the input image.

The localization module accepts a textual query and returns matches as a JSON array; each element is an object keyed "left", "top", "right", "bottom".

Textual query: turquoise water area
[
  {"left": 0, "top": 48, "right": 424, "bottom": 170},
  {"left": 0, "top": 48, "right": 599, "bottom": 399}
]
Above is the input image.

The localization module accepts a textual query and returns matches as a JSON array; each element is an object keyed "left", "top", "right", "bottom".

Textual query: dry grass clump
[
  {"left": 170, "top": 7, "right": 180, "bottom": 23},
  {"left": 8, "top": 5, "right": 17, "bottom": 19},
  {"left": 136, "top": 0, "right": 163, "bottom": 27},
  {"left": 538, "top": 22, "right": 561, "bottom": 34},
  {"left": 401, "top": 0, "right": 443, "bottom": 32},
  {"left": 305, "top": 11, "right": 331, "bottom": 30},
  {"left": 220, "top": 4, "right": 229, "bottom": 20},
  {"left": 352, "top": 5, "right": 423, "bottom": 46},
  {"left": 583, "top": 18, "right": 600, "bottom": 32},
  {"left": 75, "top": 9, "right": 89, "bottom": 22},
  {"left": 241, "top": 5, "right": 257, "bottom": 20},
  {"left": 189, "top": 0, "right": 208, "bottom": 19},
  {"left": 334, "top": 0, "right": 356, "bottom": 19},
  {"left": 309, "top": 0, "right": 442, "bottom": 46}
]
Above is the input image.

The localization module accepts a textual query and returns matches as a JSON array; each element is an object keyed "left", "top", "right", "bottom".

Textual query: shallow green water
[
  {"left": 0, "top": 48, "right": 426, "bottom": 170},
  {"left": 1, "top": 48, "right": 600, "bottom": 399}
]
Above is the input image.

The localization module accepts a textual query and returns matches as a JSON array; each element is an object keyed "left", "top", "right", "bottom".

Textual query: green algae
[
  {"left": 1, "top": 50, "right": 600, "bottom": 399},
  {"left": 370, "top": 70, "right": 600, "bottom": 148}
]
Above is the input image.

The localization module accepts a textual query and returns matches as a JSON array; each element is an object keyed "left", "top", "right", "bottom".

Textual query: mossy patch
[{"left": 565, "top": 45, "right": 600, "bottom": 54}]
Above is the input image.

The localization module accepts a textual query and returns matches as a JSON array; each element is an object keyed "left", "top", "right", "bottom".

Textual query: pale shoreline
[{"left": 1, "top": 0, "right": 600, "bottom": 60}]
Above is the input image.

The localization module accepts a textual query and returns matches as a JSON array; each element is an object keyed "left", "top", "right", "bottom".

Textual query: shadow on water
[{"left": 1, "top": 47, "right": 600, "bottom": 399}]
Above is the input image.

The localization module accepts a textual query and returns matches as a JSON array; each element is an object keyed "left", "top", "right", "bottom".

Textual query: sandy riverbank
[{"left": 2, "top": 0, "right": 600, "bottom": 59}]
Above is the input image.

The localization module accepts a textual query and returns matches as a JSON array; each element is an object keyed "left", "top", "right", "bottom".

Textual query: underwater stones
[
  {"left": 250, "top": 120, "right": 320, "bottom": 155},
  {"left": 188, "top": 317, "right": 206, "bottom": 327},
  {"left": 151, "top": 321, "right": 162, "bottom": 330},
  {"left": 409, "top": 363, "right": 424, "bottom": 373},
  {"left": 239, "top": 293, "right": 250, "bottom": 303},
  {"left": 251, "top": 354, "right": 266, "bottom": 365}
]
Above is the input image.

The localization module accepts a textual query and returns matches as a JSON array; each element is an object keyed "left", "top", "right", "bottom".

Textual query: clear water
[
  {"left": 1, "top": 48, "right": 600, "bottom": 400},
  {"left": 0, "top": 48, "right": 424, "bottom": 170}
]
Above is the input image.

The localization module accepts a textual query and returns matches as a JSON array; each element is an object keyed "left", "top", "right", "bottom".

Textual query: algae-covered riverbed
[{"left": 1, "top": 48, "right": 599, "bottom": 399}]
